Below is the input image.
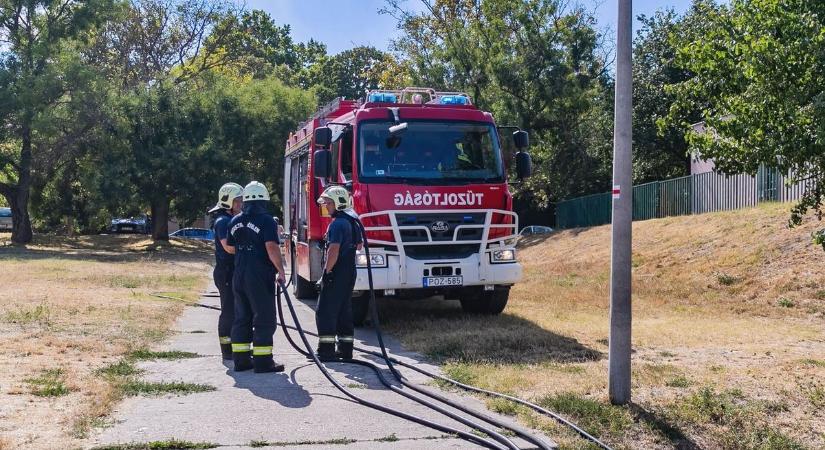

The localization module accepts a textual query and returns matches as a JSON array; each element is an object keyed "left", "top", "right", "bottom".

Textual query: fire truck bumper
[{"left": 353, "top": 253, "right": 522, "bottom": 292}]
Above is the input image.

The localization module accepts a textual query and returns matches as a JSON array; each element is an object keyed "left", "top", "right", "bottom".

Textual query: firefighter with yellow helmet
[
  {"left": 208, "top": 182, "right": 243, "bottom": 360},
  {"left": 226, "top": 181, "right": 287, "bottom": 373},
  {"left": 315, "top": 185, "right": 362, "bottom": 361}
]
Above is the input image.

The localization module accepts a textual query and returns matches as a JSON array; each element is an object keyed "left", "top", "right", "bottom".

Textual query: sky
[{"left": 244, "top": 0, "right": 696, "bottom": 55}]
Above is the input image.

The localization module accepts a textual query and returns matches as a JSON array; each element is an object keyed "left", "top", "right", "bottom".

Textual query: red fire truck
[{"left": 283, "top": 87, "right": 532, "bottom": 324}]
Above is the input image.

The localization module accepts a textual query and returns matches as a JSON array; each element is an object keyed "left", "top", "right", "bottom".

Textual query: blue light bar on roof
[
  {"left": 439, "top": 95, "right": 468, "bottom": 105},
  {"left": 368, "top": 93, "right": 397, "bottom": 103}
]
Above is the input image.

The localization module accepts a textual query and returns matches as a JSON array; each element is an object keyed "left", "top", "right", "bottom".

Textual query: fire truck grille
[
  {"left": 395, "top": 213, "right": 486, "bottom": 243},
  {"left": 404, "top": 244, "right": 478, "bottom": 260}
]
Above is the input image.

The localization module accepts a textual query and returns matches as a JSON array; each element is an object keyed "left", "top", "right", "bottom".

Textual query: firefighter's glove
[{"left": 317, "top": 271, "right": 334, "bottom": 290}]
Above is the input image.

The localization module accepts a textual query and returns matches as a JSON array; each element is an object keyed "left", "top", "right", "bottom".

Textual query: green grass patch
[
  {"left": 246, "top": 438, "right": 358, "bottom": 447},
  {"left": 666, "top": 375, "right": 691, "bottom": 388},
  {"left": 800, "top": 358, "right": 825, "bottom": 367},
  {"left": 537, "top": 392, "right": 632, "bottom": 436},
  {"left": 120, "top": 381, "right": 215, "bottom": 397},
  {"left": 25, "top": 368, "right": 70, "bottom": 397},
  {"left": 777, "top": 297, "right": 795, "bottom": 308},
  {"left": 715, "top": 272, "right": 738, "bottom": 286},
  {"left": 437, "top": 363, "right": 478, "bottom": 388},
  {"left": 486, "top": 397, "right": 521, "bottom": 416},
  {"left": 376, "top": 433, "right": 399, "bottom": 442},
  {"left": 673, "top": 387, "right": 804, "bottom": 449},
  {"left": 814, "top": 290, "right": 825, "bottom": 300},
  {"left": 3, "top": 303, "right": 51, "bottom": 326},
  {"left": 92, "top": 440, "right": 217, "bottom": 450},
  {"left": 97, "top": 360, "right": 142, "bottom": 377},
  {"left": 128, "top": 349, "right": 200, "bottom": 360}
]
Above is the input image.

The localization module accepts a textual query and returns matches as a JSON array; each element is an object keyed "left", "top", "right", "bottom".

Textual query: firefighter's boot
[
  {"left": 221, "top": 337, "right": 232, "bottom": 361},
  {"left": 232, "top": 343, "right": 253, "bottom": 371},
  {"left": 336, "top": 338, "right": 354, "bottom": 360},
  {"left": 316, "top": 342, "right": 337, "bottom": 362},
  {"left": 253, "top": 355, "right": 285, "bottom": 373}
]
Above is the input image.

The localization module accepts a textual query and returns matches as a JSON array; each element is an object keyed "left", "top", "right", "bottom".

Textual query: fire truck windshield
[{"left": 357, "top": 121, "right": 504, "bottom": 184}]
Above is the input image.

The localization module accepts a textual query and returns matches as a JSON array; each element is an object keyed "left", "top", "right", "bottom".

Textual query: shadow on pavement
[{"left": 226, "top": 367, "right": 313, "bottom": 408}]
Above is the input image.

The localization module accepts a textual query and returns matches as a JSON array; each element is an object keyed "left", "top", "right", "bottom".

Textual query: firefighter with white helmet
[
  {"left": 315, "top": 185, "right": 362, "bottom": 361},
  {"left": 226, "top": 181, "right": 287, "bottom": 372},
  {"left": 208, "top": 182, "right": 243, "bottom": 360}
]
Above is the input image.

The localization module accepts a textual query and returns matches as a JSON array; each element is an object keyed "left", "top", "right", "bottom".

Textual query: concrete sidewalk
[{"left": 90, "top": 286, "right": 555, "bottom": 449}]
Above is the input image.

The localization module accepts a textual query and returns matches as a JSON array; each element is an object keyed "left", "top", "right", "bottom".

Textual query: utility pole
[{"left": 609, "top": 0, "right": 633, "bottom": 405}]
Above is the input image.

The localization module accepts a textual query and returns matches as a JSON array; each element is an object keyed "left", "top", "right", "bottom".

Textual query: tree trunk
[
  {"left": 10, "top": 122, "right": 34, "bottom": 244},
  {"left": 151, "top": 197, "right": 170, "bottom": 241}
]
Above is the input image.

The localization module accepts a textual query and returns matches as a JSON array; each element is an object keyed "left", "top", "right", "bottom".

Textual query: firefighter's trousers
[
  {"left": 231, "top": 265, "right": 277, "bottom": 354},
  {"left": 213, "top": 263, "right": 235, "bottom": 344},
  {"left": 316, "top": 259, "right": 357, "bottom": 342}
]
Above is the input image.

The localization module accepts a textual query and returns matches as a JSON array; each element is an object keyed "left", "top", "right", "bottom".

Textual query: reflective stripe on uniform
[
  {"left": 232, "top": 343, "right": 251, "bottom": 352},
  {"left": 337, "top": 336, "right": 354, "bottom": 342},
  {"left": 318, "top": 335, "right": 336, "bottom": 343},
  {"left": 252, "top": 346, "right": 273, "bottom": 356},
  {"left": 219, "top": 336, "right": 231, "bottom": 344}
]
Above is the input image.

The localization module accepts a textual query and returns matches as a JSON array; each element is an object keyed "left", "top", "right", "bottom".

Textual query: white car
[{"left": 0, "top": 208, "right": 11, "bottom": 231}]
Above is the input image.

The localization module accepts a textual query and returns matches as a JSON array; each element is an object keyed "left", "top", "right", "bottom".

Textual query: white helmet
[
  {"left": 243, "top": 181, "right": 270, "bottom": 201},
  {"left": 209, "top": 182, "right": 243, "bottom": 213},
  {"left": 317, "top": 185, "right": 350, "bottom": 211}
]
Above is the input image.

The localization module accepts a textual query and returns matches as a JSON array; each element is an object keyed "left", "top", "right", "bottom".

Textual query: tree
[
  {"left": 385, "top": 0, "right": 614, "bottom": 207},
  {"left": 89, "top": 0, "right": 239, "bottom": 240},
  {"left": 666, "top": 0, "right": 825, "bottom": 227},
  {"left": 632, "top": 8, "right": 699, "bottom": 183},
  {"left": 312, "top": 46, "right": 389, "bottom": 103},
  {"left": 0, "top": 0, "right": 114, "bottom": 243}
]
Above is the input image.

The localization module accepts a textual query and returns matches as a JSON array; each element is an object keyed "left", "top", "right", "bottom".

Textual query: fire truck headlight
[
  {"left": 491, "top": 249, "right": 516, "bottom": 263},
  {"left": 357, "top": 253, "right": 387, "bottom": 268}
]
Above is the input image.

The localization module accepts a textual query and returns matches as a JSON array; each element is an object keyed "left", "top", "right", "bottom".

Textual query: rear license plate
[{"left": 423, "top": 276, "right": 463, "bottom": 287}]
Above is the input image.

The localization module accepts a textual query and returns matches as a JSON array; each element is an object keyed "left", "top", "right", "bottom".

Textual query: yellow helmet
[
  {"left": 243, "top": 181, "right": 270, "bottom": 201},
  {"left": 317, "top": 185, "right": 350, "bottom": 211},
  {"left": 209, "top": 182, "right": 243, "bottom": 213}
]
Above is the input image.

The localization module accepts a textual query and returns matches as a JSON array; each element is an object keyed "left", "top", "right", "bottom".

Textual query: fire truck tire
[
  {"left": 459, "top": 287, "right": 509, "bottom": 314},
  {"left": 351, "top": 293, "right": 370, "bottom": 327},
  {"left": 291, "top": 251, "right": 317, "bottom": 299}
]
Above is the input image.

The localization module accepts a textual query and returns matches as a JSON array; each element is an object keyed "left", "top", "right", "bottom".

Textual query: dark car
[
  {"left": 170, "top": 227, "right": 214, "bottom": 241},
  {"left": 110, "top": 215, "right": 151, "bottom": 234},
  {"left": 0, "top": 207, "right": 11, "bottom": 231},
  {"left": 519, "top": 225, "right": 554, "bottom": 237}
]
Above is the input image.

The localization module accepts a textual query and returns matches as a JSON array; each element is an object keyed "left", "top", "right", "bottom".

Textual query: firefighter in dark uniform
[
  {"left": 208, "top": 182, "right": 244, "bottom": 360},
  {"left": 315, "top": 186, "right": 362, "bottom": 361},
  {"left": 226, "top": 181, "right": 287, "bottom": 373}
]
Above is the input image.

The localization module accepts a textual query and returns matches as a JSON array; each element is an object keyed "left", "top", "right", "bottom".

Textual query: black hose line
[
  {"left": 349, "top": 220, "right": 551, "bottom": 450},
  {"left": 275, "top": 282, "right": 506, "bottom": 450},
  {"left": 352, "top": 217, "right": 611, "bottom": 450}
]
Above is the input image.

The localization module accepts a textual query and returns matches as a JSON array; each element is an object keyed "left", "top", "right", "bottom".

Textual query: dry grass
[
  {"left": 0, "top": 233, "right": 211, "bottom": 450},
  {"left": 380, "top": 202, "right": 825, "bottom": 449}
]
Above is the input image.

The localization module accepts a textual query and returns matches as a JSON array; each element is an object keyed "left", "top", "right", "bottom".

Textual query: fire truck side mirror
[
  {"left": 513, "top": 130, "right": 529, "bottom": 149},
  {"left": 313, "top": 150, "right": 332, "bottom": 179},
  {"left": 314, "top": 127, "right": 332, "bottom": 149},
  {"left": 515, "top": 151, "right": 532, "bottom": 179}
]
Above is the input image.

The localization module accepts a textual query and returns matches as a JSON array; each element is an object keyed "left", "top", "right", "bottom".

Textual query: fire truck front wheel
[
  {"left": 459, "top": 287, "right": 510, "bottom": 315},
  {"left": 351, "top": 293, "right": 370, "bottom": 327}
]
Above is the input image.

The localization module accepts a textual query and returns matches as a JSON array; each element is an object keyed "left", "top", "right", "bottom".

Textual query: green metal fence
[{"left": 556, "top": 166, "right": 797, "bottom": 229}]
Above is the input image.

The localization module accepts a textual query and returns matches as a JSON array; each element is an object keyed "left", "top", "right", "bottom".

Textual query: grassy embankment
[
  {"left": 0, "top": 234, "right": 212, "bottom": 450},
  {"left": 378, "top": 202, "right": 825, "bottom": 449}
]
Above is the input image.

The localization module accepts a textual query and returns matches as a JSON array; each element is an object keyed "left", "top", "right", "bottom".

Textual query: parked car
[
  {"left": 110, "top": 215, "right": 151, "bottom": 234},
  {"left": 170, "top": 227, "right": 214, "bottom": 241},
  {"left": 519, "top": 225, "right": 554, "bottom": 237},
  {"left": 0, "top": 207, "right": 11, "bottom": 231}
]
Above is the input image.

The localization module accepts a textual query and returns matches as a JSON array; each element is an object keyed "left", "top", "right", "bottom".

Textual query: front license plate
[{"left": 423, "top": 276, "right": 463, "bottom": 287}]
